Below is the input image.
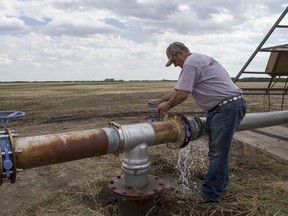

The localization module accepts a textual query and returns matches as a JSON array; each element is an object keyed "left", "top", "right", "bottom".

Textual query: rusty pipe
[
  {"left": 14, "top": 129, "right": 110, "bottom": 170},
  {"left": 13, "top": 114, "right": 186, "bottom": 171}
]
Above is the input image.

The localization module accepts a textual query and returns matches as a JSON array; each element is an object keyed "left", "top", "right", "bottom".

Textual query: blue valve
[
  {"left": 0, "top": 111, "right": 25, "bottom": 130},
  {"left": 0, "top": 134, "right": 14, "bottom": 179},
  {"left": 145, "top": 103, "right": 159, "bottom": 108},
  {"left": 0, "top": 110, "right": 25, "bottom": 183},
  {"left": 3, "top": 147, "right": 13, "bottom": 178},
  {"left": 145, "top": 103, "right": 160, "bottom": 123},
  {"left": 184, "top": 123, "right": 191, "bottom": 143}
]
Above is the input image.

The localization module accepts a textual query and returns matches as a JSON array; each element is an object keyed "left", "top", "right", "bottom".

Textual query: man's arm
[
  {"left": 157, "top": 89, "right": 190, "bottom": 112},
  {"left": 148, "top": 91, "right": 174, "bottom": 104}
]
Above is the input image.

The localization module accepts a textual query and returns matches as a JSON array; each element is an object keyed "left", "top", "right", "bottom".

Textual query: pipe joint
[
  {"left": 108, "top": 121, "right": 125, "bottom": 154},
  {"left": 0, "top": 110, "right": 25, "bottom": 185},
  {"left": 0, "top": 129, "right": 20, "bottom": 185},
  {"left": 122, "top": 143, "right": 150, "bottom": 187},
  {"left": 187, "top": 115, "right": 204, "bottom": 141},
  {"left": 160, "top": 113, "right": 192, "bottom": 149},
  {"left": 107, "top": 122, "right": 156, "bottom": 155}
]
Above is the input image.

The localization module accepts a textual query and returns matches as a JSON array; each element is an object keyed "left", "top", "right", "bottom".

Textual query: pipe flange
[
  {"left": 163, "top": 113, "right": 187, "bottom": 149},
  {"left": 121, "top": 166, "right": 150, "bottom": 175},
  {"left": 7, "top": 129, "right": 17, "bottom": 183},
  {"left": 173, "top": 112, "right": 192, "bottom": 147},
  {"left": 108, "top": 121, "right": 125, "bottom": 155},
  {"left": 0, "top": 146, "right": 2, "bottom": 185},
  {"left": 108, "top": 174, "right": 164, "bottom": 199},
  {"left": 0, "top": 129, "right": 18, "bottom": 185}
]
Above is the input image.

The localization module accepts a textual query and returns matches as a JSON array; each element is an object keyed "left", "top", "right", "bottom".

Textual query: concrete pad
[{"left": 234, "top": 124, "right": 288, "bottom": 163}]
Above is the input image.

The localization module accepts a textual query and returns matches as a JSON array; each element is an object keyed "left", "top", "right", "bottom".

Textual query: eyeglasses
[
  {"left": 170, "top": 51, "right": 179, "bottom": 64},
  {"left": 171, "top": 51, "right": 179, "bottom": 60}
]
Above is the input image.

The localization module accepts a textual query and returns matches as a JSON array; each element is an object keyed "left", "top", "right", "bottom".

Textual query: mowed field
[{"left": 0, "top": 81, "right": 287, "bottom": 215}]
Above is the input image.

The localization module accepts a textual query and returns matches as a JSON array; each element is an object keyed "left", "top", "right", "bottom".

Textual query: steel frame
[{"left": 234, "top": 7, "right": 288, "bottom": 110}]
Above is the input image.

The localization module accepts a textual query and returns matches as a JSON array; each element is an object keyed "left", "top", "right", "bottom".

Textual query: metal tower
[{"left": 234, "top": 7, "right": 288, "bottom": 110}]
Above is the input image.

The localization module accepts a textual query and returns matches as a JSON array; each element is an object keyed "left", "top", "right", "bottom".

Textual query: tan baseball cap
[{"left": 165, "top": 42, "right": 187, "bottom": 67}]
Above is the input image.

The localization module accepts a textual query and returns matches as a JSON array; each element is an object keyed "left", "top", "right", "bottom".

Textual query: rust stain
[{"left": 14, "top": 129, "right": 109, "bottom": 169}]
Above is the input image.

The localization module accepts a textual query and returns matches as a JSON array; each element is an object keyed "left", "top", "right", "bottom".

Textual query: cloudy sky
[{"left": 1, "top": 1, "right": 287, "bottom": 81}]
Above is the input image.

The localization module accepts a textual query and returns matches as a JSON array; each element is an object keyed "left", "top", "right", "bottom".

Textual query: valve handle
[
  {"left": 146, "top": 104, "right": 161, "bottom": 122},
  {"left": 145, "top": 103, "right": 159, "bottom": 108},
  {"left": 0, "top": 111, "right": 25, "bottom": 130}
]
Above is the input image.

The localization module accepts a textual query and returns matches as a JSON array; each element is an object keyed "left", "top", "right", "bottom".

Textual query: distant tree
[
  {"left": 233, "top": 77, "right": 287, "bottom": 82},
  {"left": 104, "top": 78, "right": 115, "bottom": 82}
]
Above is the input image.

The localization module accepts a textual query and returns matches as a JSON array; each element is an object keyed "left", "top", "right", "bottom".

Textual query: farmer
[{"left": 148, "top": 42, "right": 247, "bottom": 202}]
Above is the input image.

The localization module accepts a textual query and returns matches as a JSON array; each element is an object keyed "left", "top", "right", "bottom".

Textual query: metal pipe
[
  {"left": 108, "top": 174, "right": 164, "bottom": 216},
  {"left": 0, "top": 111, "right": 287, "bottom": 183},
  {"left": 237, "top": 110, "right": 288, "bottom": 131},
  {"left": 14, "top": 129, "right": 110, "bottom": 170},
  {"left": 122, "top": 143, "right": 150, "bottom": 187},
  {"left": 12, "top": 113, "right": 187, "bottom": 172},
  {"left": 199, "top": 110, "right": 288, "bottom": 131},
  {"left": 1, "top": 111, "right": 287, "bottom": 183}
]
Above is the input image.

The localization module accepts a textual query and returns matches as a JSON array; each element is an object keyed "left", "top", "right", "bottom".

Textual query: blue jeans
[{"left": 201, "top": 99, "right": 247, "bottom": 201}]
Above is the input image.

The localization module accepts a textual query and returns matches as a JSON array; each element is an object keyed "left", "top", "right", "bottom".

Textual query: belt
[{"left": 208, "top": 95, "right": 243, "bottom": 112}]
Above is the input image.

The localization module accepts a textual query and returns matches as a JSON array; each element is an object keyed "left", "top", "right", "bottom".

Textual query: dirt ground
[{"left": 0, "top": 82, "right": 287, "bottom": 216}]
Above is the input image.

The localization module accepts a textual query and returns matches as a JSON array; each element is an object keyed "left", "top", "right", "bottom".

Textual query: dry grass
[{"left": 0, "top": 81, "right": 287, "bottom": 216}]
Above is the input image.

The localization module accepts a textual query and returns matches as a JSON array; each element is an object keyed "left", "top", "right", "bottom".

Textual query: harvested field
[{"left": 0, "top": 82, "right": 287, "bottom": 216}]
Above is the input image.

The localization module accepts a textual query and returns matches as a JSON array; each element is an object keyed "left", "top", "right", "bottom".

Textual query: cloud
[
  {"left": 0, "top": 55, "right": 13, "bottom": 65},
  {"left": 0, "top": 16, "right": 26, "bottom": 32},
  {"left": 0, "top": 0, "right": 287, "bottom": 81}
]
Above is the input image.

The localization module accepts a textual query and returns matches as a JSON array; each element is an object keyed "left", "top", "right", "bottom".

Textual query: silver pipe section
[
  {"left": 237, "top": 110, "right": 288, "bottom": 131},
  {"left": 103, "top": 122, "right": 156, "bottom": 154},
  {"left": 122, "top": 143, "right": 150, "bottom": 187},
  {"left": 198, "top": 110, "right": 288, "bottom": 132}
]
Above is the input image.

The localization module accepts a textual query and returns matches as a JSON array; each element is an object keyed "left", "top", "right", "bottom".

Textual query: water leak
[{"left": 175, "top": 135, "right": 209, "bottom": 194}]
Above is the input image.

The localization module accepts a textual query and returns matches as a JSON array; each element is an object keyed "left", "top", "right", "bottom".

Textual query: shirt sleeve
[{"left": 175, "top": 64, "right": 197, "bottom": 93}]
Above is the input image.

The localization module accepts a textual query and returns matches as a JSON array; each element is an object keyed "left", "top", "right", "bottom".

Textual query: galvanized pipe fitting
[
  {"left": 104, "top": 122, "right": 156, "bottom": 154},
  {"left": 122, "top": 143, "right": 150, "bottom": 187}
]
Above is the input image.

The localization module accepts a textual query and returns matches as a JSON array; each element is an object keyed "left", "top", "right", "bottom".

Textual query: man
[{"left": 148, "top": 42, "right": 247, "bottom": 202}]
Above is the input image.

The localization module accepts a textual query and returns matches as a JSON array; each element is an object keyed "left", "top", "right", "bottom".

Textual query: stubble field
[{"left": 0, "top": 81, "right": 287, "bottom": 216}]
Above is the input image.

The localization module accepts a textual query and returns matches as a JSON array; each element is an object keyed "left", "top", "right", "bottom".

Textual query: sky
[{"left": 0, "top": 0, "right": 287, "bottom": 82}]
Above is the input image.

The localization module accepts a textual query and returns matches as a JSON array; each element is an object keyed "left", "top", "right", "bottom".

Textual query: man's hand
[
  {"left": 147, "top": 99, "right": 161, "bottom": 104},
  {"left": 157, "top": 90, "right": 190, "bottom": 112},
  {"left": 157, "top": 101, "right": 171, "bottom": 112}
]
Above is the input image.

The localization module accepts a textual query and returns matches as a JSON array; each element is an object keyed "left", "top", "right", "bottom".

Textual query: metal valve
[
  {"left": 0, "top": 111, "right": 25, "bottom": 185},
  {"left": 145, "top": 103, "right": 161, "bottom": 123}
]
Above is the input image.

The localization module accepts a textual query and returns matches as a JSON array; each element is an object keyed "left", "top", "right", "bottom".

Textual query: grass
[{"left": 0, "top": 81, "right": 287, "bottom": 215}]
